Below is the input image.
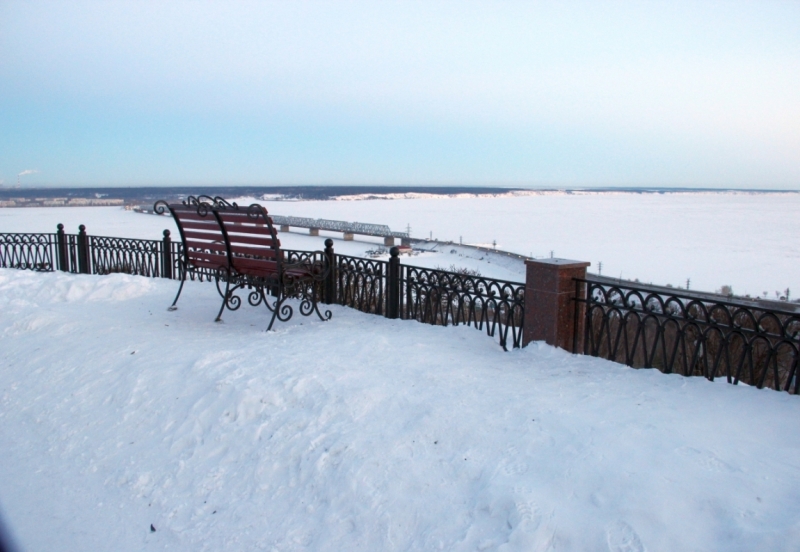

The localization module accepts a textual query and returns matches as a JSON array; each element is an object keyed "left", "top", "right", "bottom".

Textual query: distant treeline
[
  {"left": 0, "top": 185, "right": 525, "bottom": 204},
  {"left": 1, "top": 185, "right": 795, "bottom": 205}
]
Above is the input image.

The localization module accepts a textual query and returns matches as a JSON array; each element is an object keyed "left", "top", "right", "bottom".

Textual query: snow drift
[{"left": 1, "top": 269, "right": 799, "bottom": 551}]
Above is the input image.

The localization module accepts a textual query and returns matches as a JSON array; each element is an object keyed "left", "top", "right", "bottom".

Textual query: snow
[
  {"left": 251, "top": 191, "right": 800, "bottom": 297},
  {"left": 1, "top": 269, "right": 800, "bottom": 551},
  {"left": 2, "top": 189, "right": 799, "bottom": 294}
]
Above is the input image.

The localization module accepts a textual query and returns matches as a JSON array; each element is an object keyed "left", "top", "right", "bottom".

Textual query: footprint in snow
[
  {"left": 606, "top": 520, "right": 645, "bottom": 552},
  {"left": 676, "top": 446, "right": 736, "bottom": 473}
]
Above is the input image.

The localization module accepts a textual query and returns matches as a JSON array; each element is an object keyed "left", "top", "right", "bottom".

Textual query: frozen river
[{"left": 1, "top": 190, "right": 798, "bottom": 298}]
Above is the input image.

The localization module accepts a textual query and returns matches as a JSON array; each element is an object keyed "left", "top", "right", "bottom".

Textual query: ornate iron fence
[
  {"left": 0, "top": 232, "right": 59, "bottom": 271},
  {"left": 401, "top": 264, "right": 524, "bottom": 350},
  {"left": 89, "top": 235, "right": 163, "bottom": 277},
  {"left": 575, "top": 277, "right": 800, "bottom": 393},
  {"left": 1, "top": 227, "right": 524, "bottom": 349},
  {"left": 16, "top": 226, "right": 800, "bottom": 381},
  {"left": 336, "top": 253, "right": 388, "bottom": 315},
  {"left": 1, "top": 227, "right": 170, "bottom": 278},
  {"left": 333, "top": 248, "right": 524, "bottom": 349}
]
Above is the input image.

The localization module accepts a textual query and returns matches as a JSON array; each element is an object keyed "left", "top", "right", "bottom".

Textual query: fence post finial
[
  {"left": 386, "top": 246, "right": 401, "bottom": 319},
  {"left": 56, "top": 223, "right": 68, "bottom": 272},
  {"left": 323, "top": 238, "right": 335, "bottom": 305},
  {"left": 162, "top": 229, "right": 172, "bottom": 279},
  {"left": 77, "top": 224, "right": 89, "bottom": 274}
]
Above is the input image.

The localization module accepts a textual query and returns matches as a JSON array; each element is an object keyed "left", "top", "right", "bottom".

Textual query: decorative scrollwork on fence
[
  {"left": 402, "top": 265, "right": 525, "bottom": 350},
  {"left": 0, "top": 233, "right": 57, "bottom": 271},
  {"left": 336, "top": 254, "right": 387, "bottom": 315},
  {"left": 578, "top": 278, "right": 800, "bottom": 393},
  {"left": 89, "top": 236, "right": 163, "bottom": 277}
]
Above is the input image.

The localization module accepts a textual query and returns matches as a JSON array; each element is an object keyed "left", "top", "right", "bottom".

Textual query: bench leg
[
  {"left": 309, "top": 282, "right": 332, "bottom": 322},
  {"left": 266, "top": 297, "right": 281, "bottom": 331},
  {"left": 297, "top": 280, "right": 333, "bottom": 322},
  {"left": 168, "top": 261, "right": 187, "bottom": 311},
  {"left": 215, "top": 277, "right": 232, "bottom": 322},
  {"left": 266, "top": 288, "right": 293, "bottom": 331},
  {"left": 254, "top": 286, "right": 275, "bottom": 312}
]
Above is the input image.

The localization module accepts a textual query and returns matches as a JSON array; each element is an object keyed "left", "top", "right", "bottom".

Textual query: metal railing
[
  {"left": 0, "top": 231, "right": 60, "bottom": 271},
  {"left": 1, "top": 227, "right": 524, "bottom": 349},
  {"left": 575, "top": 277, "right": 800, "bottom": 393},
  {"left": 401, "top": 264, "right": 524, "bottom": 350},
  {"left": 332, "top": 245, "right": 524, "bottom": 349}
]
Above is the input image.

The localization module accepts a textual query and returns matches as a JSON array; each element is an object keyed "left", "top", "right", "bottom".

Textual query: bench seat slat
[
  {"left": 189, "top": 257, "right": 229, "bottom": 270},
  {"left": 233, "top": 261, "right": 313, "bottom": 279},
  {"left": 233, "top": 258, "right": 279, "bottom": 275}
]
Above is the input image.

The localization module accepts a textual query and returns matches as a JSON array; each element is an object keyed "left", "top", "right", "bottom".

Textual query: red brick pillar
[{"left": 523, "top": 258, "right": 590, "bottom": 351}]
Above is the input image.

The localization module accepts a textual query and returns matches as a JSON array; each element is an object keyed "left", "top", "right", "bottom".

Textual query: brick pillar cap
[{"left": 525, "top": 258, "right": 591, "bottom": 269}]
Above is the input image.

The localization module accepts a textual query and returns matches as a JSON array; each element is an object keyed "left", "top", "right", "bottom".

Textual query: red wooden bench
[{"left": 154, "top": 195, "right": 331, "bottom": 330}]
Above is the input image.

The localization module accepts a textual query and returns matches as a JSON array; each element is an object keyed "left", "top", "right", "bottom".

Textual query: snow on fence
[{"left": 3, "top": 226, "right": 799, "bottom": 393}]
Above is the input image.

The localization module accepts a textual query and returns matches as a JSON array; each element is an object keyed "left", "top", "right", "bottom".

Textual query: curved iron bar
[
  {"left": 88, "top": 235, "right": 161, "bottom": 277},
  {"left": 335, "top": 254, "right": 387, "bottom": 315},
  {"left": 280, "top": 251, "right": 332, "bottom": 322},
  {"left": 248, "top": 288, "right": 265, "bottom": 308},
  {"left": 401, "top": 264, "right": 524, "bottom": 350},
  {"left": 153, "top": 200, "right": 170, "bottom": 215},
  {"left": 578, "top": 277, "right": 800, "bottom": 393},
  {"left": 0, "top": 233, "right": 57, "bottom": 271}
]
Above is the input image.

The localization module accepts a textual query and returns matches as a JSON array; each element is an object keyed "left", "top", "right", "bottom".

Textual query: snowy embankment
[{"left": 1, "top": 269, "right": 800, "bottom": 551}]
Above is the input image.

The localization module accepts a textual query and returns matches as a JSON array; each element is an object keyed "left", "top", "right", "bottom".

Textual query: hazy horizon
[
  {"left": 2, "top": 1, "right": 799, "bottom": 189},
  {"left": 3, "top": 184, "right": 800, "bottom": 193}
]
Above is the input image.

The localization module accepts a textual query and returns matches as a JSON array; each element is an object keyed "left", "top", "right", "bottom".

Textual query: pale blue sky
[{"left": 1, "top": 1, "right": 798, "bottom": 188}]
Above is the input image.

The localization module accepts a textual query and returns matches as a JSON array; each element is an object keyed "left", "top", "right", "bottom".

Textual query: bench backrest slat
[
  {"left": 217, "top": 224, "right": 277, "bottom": 236},
  {"left": 179, "top": 220, "right": 224, "bottom": 232},
  {"left": 214, "top": 205, "right": 283, "bottom": 278},
  {"left": 184, "top": 240, "right": 227, "bottom": 253},
  {"left": 229, "top": 244, "right": 279, "bottom": 259},
  {"left": 222, "top": 233, "right": 280, "bottom": 247},
  {"left": 164, "top": 199, "right": 285, "bottom": 279},
  {"left": 168, "top": 204, "right": 231, "bottom": 271}
]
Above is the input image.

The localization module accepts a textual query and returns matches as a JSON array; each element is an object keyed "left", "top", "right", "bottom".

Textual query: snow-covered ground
[
  {"left": 2, "top": 190, "right": 799, "bottom": 294},
  {"left": 1, "top": 269, "right": 800, "bottom": 551}
]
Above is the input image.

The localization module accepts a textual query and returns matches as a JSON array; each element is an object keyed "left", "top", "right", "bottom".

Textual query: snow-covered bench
[{"left": 154, "top": 195, "right": 331, "bottom": 330}]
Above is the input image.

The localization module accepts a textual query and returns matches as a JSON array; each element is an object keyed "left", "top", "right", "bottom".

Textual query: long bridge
[
  {"left": 270, "top": 215, "right": 410, "bottom": 246},
  {"left": 132, "top": 205, "right": 410, "bottom": 245}
]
